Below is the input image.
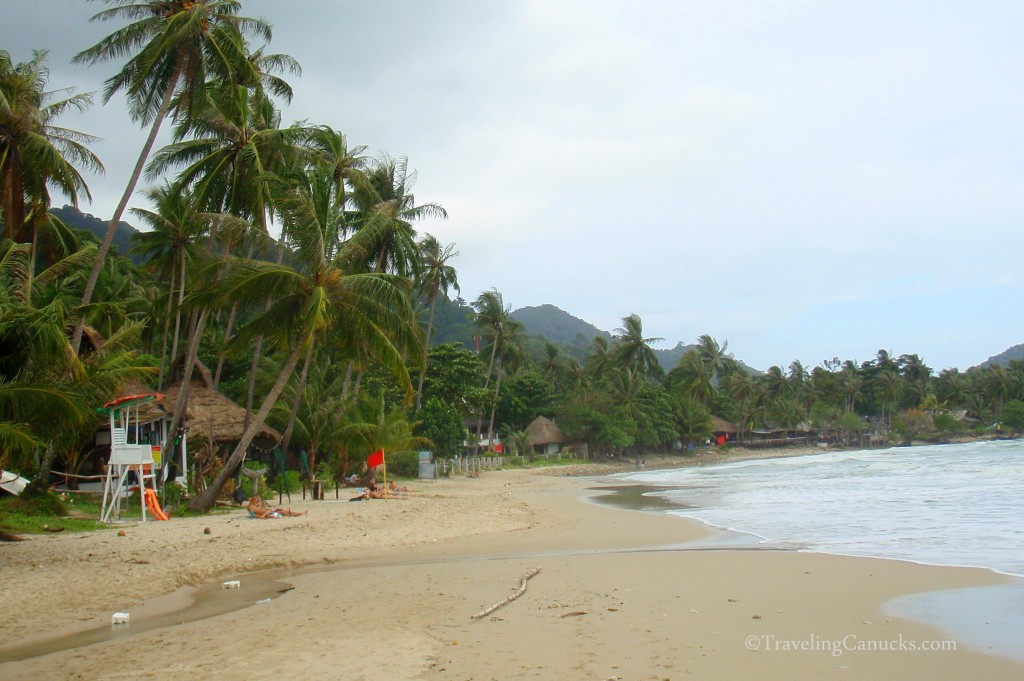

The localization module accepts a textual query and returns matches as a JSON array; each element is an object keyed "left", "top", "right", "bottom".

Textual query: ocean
[{"left": 615, "top": 439, "right": 1024, "bottom": 661}]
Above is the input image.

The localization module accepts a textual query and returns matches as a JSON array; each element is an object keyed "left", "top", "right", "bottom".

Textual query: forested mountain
[
  {"left": 50, "top": 204, "right": 141, "bottom": 262},
  {"left": 978, "top": 344, "right": 1024, "bottom": 369},
  {"left": 510, "top": 304, "right": 609, "bottom": 356}
]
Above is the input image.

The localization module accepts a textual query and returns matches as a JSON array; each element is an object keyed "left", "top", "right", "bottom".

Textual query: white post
[{"left": 180, "top": 428, "right": 189, "bottom": 492}]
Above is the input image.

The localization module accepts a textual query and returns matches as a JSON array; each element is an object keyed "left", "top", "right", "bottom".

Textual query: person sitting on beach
[{"left": 247, "top": 496, "right": 307, "bottom": 518}]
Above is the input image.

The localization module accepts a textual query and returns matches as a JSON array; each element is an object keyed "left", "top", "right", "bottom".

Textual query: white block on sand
[
  {"left": 222, "top": 580, "right": 240, "bottom": 589},
  {"left": 112, "top": 612, "right": 130, "bottom": 625}
]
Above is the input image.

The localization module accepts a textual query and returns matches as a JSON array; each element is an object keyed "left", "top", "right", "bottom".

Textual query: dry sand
[{"left": 1, "top": 463, "right": 1021, "bottom": 680}]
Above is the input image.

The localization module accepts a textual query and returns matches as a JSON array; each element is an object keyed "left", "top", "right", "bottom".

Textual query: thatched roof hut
[
  {"left": 711, "top": 416, "right": 738, "bottom": 435},
  {"left": 526, "top": 416, "right": 566, "bottom": 445},
  {"left": 161, "top": 359, "right": 281, "bottom": 443}
]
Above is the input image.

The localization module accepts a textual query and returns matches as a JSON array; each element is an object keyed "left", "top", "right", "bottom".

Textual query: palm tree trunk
[
  {"left": 341, "top": 361, "right": 353, "bottom": 403},
  {"left": 168, "top": 249, "right": 187, "bottom": 372},
  {"left": 72, "top": 67, "right": 181, "bottom": 354},
  {"left": 279, "top": 342, "right": 315, "bottom": 457},
  {"left": 473, "top": 340, "right": 499, "bottom": 453},
  {"left": 415, "top": 293, "right": 438, "bottom": 410},
  {"left": 188, "top": 340, "right": 305, "bottom": 512},
  {"left": 213, "top": 243, "right": 253, "bottom": 388},
  {"left": 244, "top": 335, "right": 264, "bottom": 433},
  {"left": 30, "top": 443, "right": 58, "bottom": 490},
  {"left": 157, "top": 257, "right": 176, "bottom": 390},
  {"left": 160, "top": 308, "right": 209, "bottom": 468},
  {"left": 486, "top": 363, "right": 504, "bottom": 448}
]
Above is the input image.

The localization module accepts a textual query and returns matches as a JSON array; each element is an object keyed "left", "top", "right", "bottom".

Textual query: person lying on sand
[
  {"left": 388, "top": 481, "right": 415, "bottom": 494},
  {"left": 348, "top": 479, "right": 407, "bottom": 501},
  {"left": 247, "top": 496, "right": 307, "bottom": 518}
]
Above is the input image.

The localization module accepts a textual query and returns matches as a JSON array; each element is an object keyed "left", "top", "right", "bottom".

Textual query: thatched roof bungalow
[
  {"left": 711, "top": 416, "right": 738, "bottom": 436},
  {"left": 526, "top": 416, "right": 566, "bottom": 457}
]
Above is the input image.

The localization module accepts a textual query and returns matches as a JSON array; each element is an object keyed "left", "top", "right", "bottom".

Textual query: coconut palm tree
[
  {"left": 186, "top": 181, "right": 420, "bottom": 512},
  {"left": 0, "top": 50, "right": 102, "bottom": 247},
  {"left": 129, "top": 182, "right": 209, "bottom": 388},
  {"left": 71, "top": 0, "right": 275, "bottom": 351},
  {"left": 482, "top": 316, "right": 525, "bottom": 446},
  {"left": 584, "top": 335, "right": 614, "bottom": 382},
  {"left": 351, "top": 154, "right": 447, "bottom": 276},
  {"left": 0, "top": 239, "right": 150, "bottom": 484},
  {"left": 695, "top": 334, "right": 728, "bottom": 384},
  {"left": 414, "top": 233, "right": 459, "bottom": 409},
  {"left": 612, "top": 314, "right": 662, "bottom": 378},
  {"left": 673, "top": 349, "right": 715, "bottom": 407}
]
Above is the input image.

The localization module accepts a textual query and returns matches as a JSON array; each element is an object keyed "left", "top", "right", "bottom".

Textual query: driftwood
[{"left": 471, "top": 566, "right": 542, "bottom": 619}]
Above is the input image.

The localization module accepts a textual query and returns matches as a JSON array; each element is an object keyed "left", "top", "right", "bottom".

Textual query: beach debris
[
  {"left": 752, "top": 614, "right": 762, "bottom": 619},
  {"left": 471, "top": 566, "right": 542, "bottom": 620},
  {"left": 256, "top": 598, "right": 271, "bottom": 605},
  {"left": 222, "top": 580, "right": 240, "bottom": 589},
  {"left": 117, "top": 529, "right": 127, "bottom": 537},
  {"left": 204, "top": 527, "right": 212, "bottom": 535},
  {"left": 111, "top": 612, "right": 130, "bottom": 625},
  {"left": 560, "top": 611, "right": 587, "bottom": 618}
]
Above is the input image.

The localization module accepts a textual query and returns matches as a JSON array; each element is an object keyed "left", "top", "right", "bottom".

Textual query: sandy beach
[{"left": 1, "top": 462, "right": 1021, "bottom": 680}]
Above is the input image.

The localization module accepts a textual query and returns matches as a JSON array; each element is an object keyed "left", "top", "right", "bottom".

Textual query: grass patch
[{"left": 0, "top": 492, "right": 109, "bottom": 535}]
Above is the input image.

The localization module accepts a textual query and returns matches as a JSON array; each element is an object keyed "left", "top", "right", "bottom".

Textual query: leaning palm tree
[
  {"left": 414, "top": 233, "right": 459, "bottom": 409},
  {"left": 186, "top": 185, "right": 420, "bottom": 512},
  {"left": 0, "top": 49, "right": 102, "bottom": 247},
  {"left": 71, "top": 0, "right": 275, "bottom": 352}
]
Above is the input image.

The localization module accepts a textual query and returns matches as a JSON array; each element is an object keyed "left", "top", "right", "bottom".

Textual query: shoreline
[{"left": 1, "top": 468, "right": 1022, "bottom": 680}]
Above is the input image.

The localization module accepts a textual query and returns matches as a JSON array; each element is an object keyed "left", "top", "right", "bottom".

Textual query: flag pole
[{"left": 381, "top": 451, "right": 387, "bottom": 488}]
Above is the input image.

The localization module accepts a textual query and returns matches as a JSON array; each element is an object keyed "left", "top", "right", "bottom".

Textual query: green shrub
[
  {"left": 382, "top": 451, "right": 419, "bottom": 478},
  {"left": 163, "top": 481, "right": 186, "bottom": 506}
]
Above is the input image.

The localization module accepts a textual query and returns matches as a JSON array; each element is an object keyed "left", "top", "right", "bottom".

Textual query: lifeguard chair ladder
[{"left": 98, "top": 392, "right": 163, "bottom": 523}]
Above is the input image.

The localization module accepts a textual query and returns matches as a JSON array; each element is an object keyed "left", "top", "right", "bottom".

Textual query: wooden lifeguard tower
[{"left": 98, "top": 392, "right": 164, "bottom": 523}]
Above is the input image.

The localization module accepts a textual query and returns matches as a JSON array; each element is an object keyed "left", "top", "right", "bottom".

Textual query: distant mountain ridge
[
  {"left": 977, "top": 344, "right": 1024, "bottom": 369},
  {"left": 51, "top": 204, "right": 141, "bottom": 262},
  {"left": 511, "top": 304, "right": 609, "bottom": 347},
  {"left": 511, "top": 304, "right": 694, "bottom": 371}
]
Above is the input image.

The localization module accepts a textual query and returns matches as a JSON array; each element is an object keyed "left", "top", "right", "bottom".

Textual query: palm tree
[
  {"left": 839, "top": 367, "right": 862, "bottom": 414},
  {"left": 305, "top": 125, "right": 367, "bottom": 214},
  {"left": 696, "top": 334, "right": 728, "bottom": 384},
  {"left": 0, "top": 239, "right": 150, "bottom": 484},
  {"left": 339, "top": 395, "right": 431, "bottom": 466},
  {"left": 724, "top": 370, "right": 757, "bottom": 441},
  {"left": 877, "top": 370, "right": 903, "bottom": 426},
  {"left": 483, "top": 316, "right": 525, "bottom": 446},
  {"left": 0, "top": 50, "right": 102, "bottom": 247},
  {"left": 414, "top": 234, "right": 459, "bottom": 409},
  {"left": 584, "top": 335, "right": 614, "bottom": 382},
  {"left": 612, "top": 314, "right": 662, "bottom": 378},
  {"left": 186, "top": 181, "right": 420, "bottom": 511},
  {"left": 674, "top": 350, "right": 715, "bottom": 407},
  {"left": 71, "top": 0, "right": 275, "bottom": 352},
  {"left": 351, "top": 154, "right": 447, "bottom": 276},
  {"left": 129, "top": 182, "right": 209, "bottom": 388}
]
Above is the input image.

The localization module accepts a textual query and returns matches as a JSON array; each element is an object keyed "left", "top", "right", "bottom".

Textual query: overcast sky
[{"left": 6, "top": 1, "right": 1024, "bottom": 371}]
